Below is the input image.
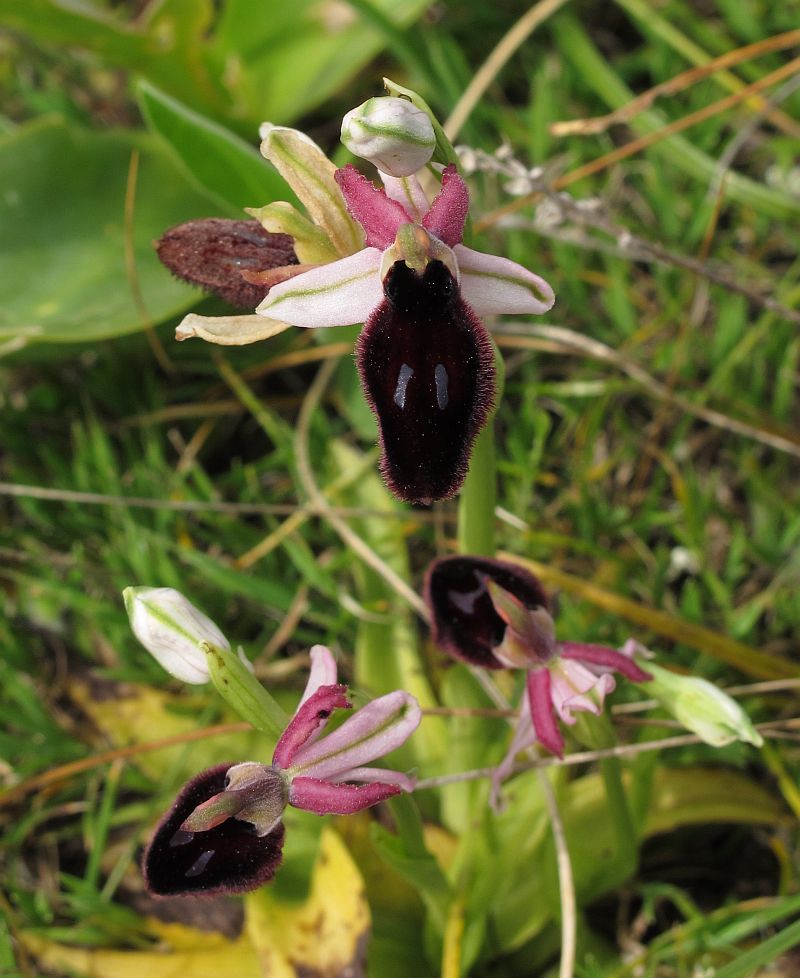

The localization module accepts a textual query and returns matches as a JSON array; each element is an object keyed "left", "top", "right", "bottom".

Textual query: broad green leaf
[
  {"left": 137, "top": 81, "right": 294, "bottom": 214},
  {"left": 371, "top": 795, "right": 452, "bottom": 932},
  {"left": 0, "top": 0, "right": 230, "bottom": 123},
  {"left": 211, "top": 0, "right": 435, "bottom": 123},
  {"left": 644, "top": 766, "right": 787, "bottom": 836},
  {"left": 0, "top": 117, "right": 222, "bottom": 349}
]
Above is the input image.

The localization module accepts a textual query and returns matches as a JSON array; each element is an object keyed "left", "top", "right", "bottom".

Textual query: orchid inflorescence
[
  {"left": 160, "top": 88, "right": 553, "bottom": 504},
  {"left": 139, "top": 86, "right": 764, "bottom": 900}
]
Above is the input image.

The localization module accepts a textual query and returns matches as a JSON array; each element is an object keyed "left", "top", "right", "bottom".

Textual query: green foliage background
[{"left": 1, "top": 0, "right": 800, "bottom": 975}]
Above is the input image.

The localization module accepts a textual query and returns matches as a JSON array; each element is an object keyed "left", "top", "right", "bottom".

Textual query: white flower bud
[
  {"left": 123, "top": 587, "right": 229, "bottom": 684},
  {"left": 341, "top": 96, "right": 435, "bottom": 177},
  {"left": 641, "top": 662, "right": 763, "bottom": 748}
]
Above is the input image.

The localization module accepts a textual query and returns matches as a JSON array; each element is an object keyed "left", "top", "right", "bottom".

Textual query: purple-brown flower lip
[
  {"left": 142, "top": 762, "right": 286, "bottom": 898},
  {"left": 257, "top": 164, "right": 554, "bottom": 504}
]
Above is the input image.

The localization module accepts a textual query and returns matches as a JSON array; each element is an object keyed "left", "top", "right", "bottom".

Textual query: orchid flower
[
  {"left": 143, "top": 646, "right": 421, "bottom": 896},
  {"left": 257, "top": 164, "right": 554, "bottom": 503},
  {"left": 424, "top": 556, "right": 651, "bottom": 776}
]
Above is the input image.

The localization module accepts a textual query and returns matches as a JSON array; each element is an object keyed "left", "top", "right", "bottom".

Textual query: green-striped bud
[{"left": 341, "top": 96, "right": 435, "bottom": 177}]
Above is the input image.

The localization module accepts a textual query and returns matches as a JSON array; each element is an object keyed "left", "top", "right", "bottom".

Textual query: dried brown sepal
[{"left": 156, "top": 219, "right": 297, "bottom": 309}]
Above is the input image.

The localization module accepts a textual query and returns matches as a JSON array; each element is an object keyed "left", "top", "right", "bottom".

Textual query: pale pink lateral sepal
[
  {"left": 330, "top": 766, "right": 416, "bottom": 792},
  {"left": 549, "top": 659, "right": 615, "bottom": 724},
  {"left": 335, "top": 165, "right": 412, "bottom": 248},
  {"left": 256, "top": 248, "right": 383, "bottom": 327},
  {"left": 379, "top": 171, "right": 429, "bottom": 222},
  {"left": 560, "top": 641, "right": 653, "bottom": 683},
  {"left": 527, "top": 669, "right": 564, "bottom": 758},
  {"left": 289, "top": 776, "right": 402, "bottom": 815},
  {"left": 272, "top": 684, "right": 350, "bottom": 769},
  {"left": 422, "top": 164, "right": 469, "bottom": 247},
  {"left": 286, "top": 690, "right": 422, "bottom": 780},
  {"left": 455, "top": 245, "right": 555, "bottom": 315},
  {"left": 298, "top": 645, "right": 339, "bottom": 707}
]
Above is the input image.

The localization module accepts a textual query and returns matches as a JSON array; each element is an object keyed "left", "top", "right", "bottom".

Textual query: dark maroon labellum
[
  {"left": 357, "top": 260, "right": 496, "bottom": 505},
  {"left": 425, "top": 556, "right": 550, "bottom": 668},
  {"left": 143, "top": 764, "right": 285, "bottom": 897},
  {"left": 156, "top": 219, "right": 297, "bottom": 309}
]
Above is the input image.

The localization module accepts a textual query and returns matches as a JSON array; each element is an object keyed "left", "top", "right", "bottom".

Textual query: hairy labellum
[
  {"left": 143, "top": 763, "right": 285, "bottom": 897},
  {"left": 425, "top": 556, "right": 550, "bottom": 668},
  {"left": 156, "top": 219, "right": 297, "bottom": 309},
  {"left": 357, "top": 260, "right": 495, "bottom": 505}
]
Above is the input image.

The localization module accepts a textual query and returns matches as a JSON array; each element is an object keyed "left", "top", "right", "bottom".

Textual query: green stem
[
  {"left": 457, "top": 345, "right": 504, "bottom": 556},
  {"left": 457, "top": 423, "right": 496, "bottom": 556}
]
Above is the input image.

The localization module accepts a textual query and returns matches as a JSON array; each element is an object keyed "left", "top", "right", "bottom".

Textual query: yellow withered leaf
[
  {"left": 23, "top": 924, "right": 263, "bottom": 978},
  {"left": 23, "top": 829, "right": 369, "bottom": 978},
  {"left": 245, "top": 827, "right": 370, "bottom": 977}
]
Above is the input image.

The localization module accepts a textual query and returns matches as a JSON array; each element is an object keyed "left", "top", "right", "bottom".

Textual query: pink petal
[
  {"left": 289, "top": 776, "right": 402, "bottom": 815},
  {"left": 422, "top": 164, "right": 469, "bottom": 247},
  {"left": 335, "top": 165, "right": 411, "bottom": 249},
  {"left": 298, "top": 645, "right": 339, "bottom": 708},
  {"left": 286, "top": 690, "right": 421, "bottom": 780},
  {"left": 455, "top": 245, "right": 555, "bottom": 315},
  {"left": 272, "top": 684, "right": 350, "bottom": 769},
  {"left": 256, "top": 248, "right": 383, "bottom": 327},
  {"left": 331, "top": 766, "right": 416, "bottom": 792},
  {"left": 560, "top": 642, "right": 652, "bottom": 683},
  {"left": 527, "top": 669, "right": 564, "bottom": 758},
  {"left": 379, "top": 170, "right": 429, "bottom": 222}
]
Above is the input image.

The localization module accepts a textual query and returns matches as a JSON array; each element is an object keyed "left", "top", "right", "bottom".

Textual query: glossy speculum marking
[{"left": 357, "top": 259, "right": 495, "bottom": 505}]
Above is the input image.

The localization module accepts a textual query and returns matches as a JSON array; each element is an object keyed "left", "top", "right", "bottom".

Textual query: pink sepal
[
  {"left": 422, "top": 165, "right": 469, "bottom": 247},
  {"left": 289, "top": 776, "right": 402, "bottom": 815},
  {"left": 455, "top": 245, "right": 555, "bottom": 315},
  {"left": 331, "top": 766, "right": 416, "bottom": 792},
  {"left": 335, "top": 165, "right": 411, "bottom": 249},
  {"left": 272, "top": 684, "right": 350, "bottom": 769},
  {"left": 560, "top": 642, "right": 652, "bottom": 683},
  {"left": 298, "top": 645, "right": 339, "bottom": 708},
  {"left": 256, "top": 248, "right": 383, "bottom": 328},
  {"left": 527, "top": 669, "right": 564, "bottom": 758},
  {"left": 286, "top": 690, "right": 421, "bottom": 780}
]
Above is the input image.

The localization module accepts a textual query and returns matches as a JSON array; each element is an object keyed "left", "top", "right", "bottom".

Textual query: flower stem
[
  {"left": 457, "top": 424, "right": 496, "bottom": 556},
  {"left": 457, "top": 345, "right": 504, "bottom": 556}
]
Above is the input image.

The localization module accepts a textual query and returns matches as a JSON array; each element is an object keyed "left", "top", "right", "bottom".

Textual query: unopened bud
[
  {"left": 641, "top": 661, "right": 763, "bottom": 748},
  {"left": 123, "top": 586, "right": 228, "bottom": 684},
  {"left": 341, "top": 96, "right": 435, "bottom": 177}
]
